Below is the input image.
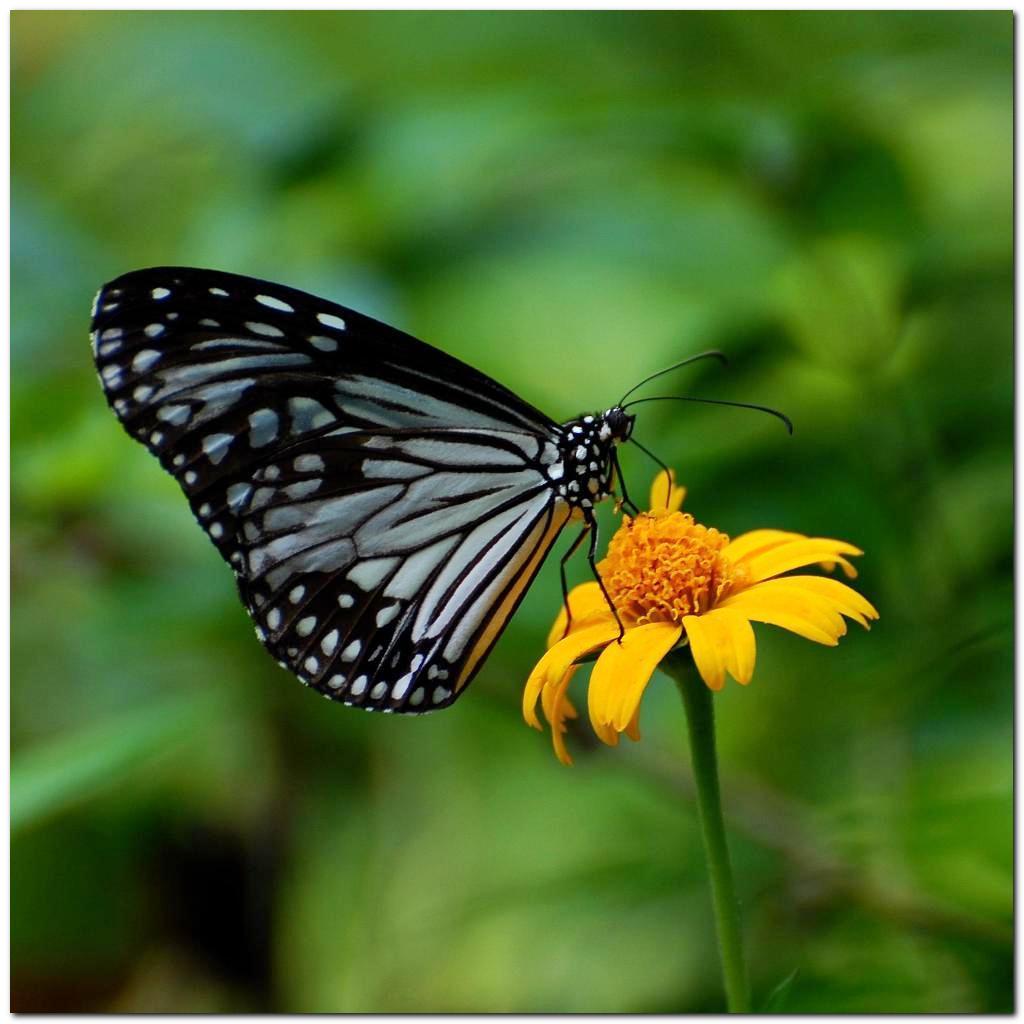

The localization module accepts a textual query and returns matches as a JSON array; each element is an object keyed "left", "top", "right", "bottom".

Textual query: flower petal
[
  {"left": 718, "top": 577, "right": 864, "bottom": 645},
  {"left": 542, "top": 670, "right": 579, "bottom": 766},
  {"left": 740, "top": 538, "right": 864, "bottom": 583},
  {"left": 722, "top": 529, "right": 804, "bottom": 564},
  {"left": 546, "top": 582, "right": 614, "bottom": 648},
  {"left": 787, "top": 575, "right": 878, "bottom": 625},
  {"left": 649, "top": 469, "right": 686, "bottom": 514},
  {"left": 682, "top": 609, "right": 757, "bottom": 690},
  {"left": 589, "top": 622, "right": 682, "bottom": 735},
  {"left": 725, "top": 575, "right": 878, "bottom": 629},
  {"left": 541, "top": 667, "right": 578, "bottom": 725},
  {"left": 624, "top": 705, "right": 642, "bottom": 742},
  {"left": 523, "top": 621, "right": 621, "bottom": 729}
]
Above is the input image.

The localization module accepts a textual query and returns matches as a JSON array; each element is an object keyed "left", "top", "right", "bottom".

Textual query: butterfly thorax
[{"left": 547, "top": 406, "right": 635, "bottom": 512}]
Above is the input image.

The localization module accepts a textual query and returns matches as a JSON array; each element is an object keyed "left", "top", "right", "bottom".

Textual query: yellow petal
[
  {"left": 718, "top": 580, "right": 852, "bottom": 645},
  {"left": 591, "top": 716, "right": 620, "bottom": 747},
  {"left": 682, "top": 609, "right": 757, "bottom": 690},
  {"left": 729, "top": 575, "right": 878, "bottom": 629},
  {"left": 523, "top": 621, "right": 621, "bottom": 729},
  {"left": 588, "top": 622, "right": 682, "bottom": 734},
  {"left": 741, "top": 538, "right": 864, "bottom": 584},
  {"left": 722, "top": 529, "right": 804, "bottom": 564},
  {"left": 649, "top": 469, "right": 686, "bottom": 514},
  {"left": 624, "top": 705, "right": 642, "bottom": 742},
  {"left": 788, "top": 575, "right": 878, "bottom": 624},
  {"left": 542, "top": 670, "right": 579, "bottom": 766},
  {"left": 541, "top": 666, "right": 578, "bottom": 725},
  {"left": 546, "top": 582, "right": 614, "bottom": 648}
]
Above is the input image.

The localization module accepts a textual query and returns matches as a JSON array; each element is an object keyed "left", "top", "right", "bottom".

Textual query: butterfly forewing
[{"left": 91, "top": 267, "right": 567, "bottom": 711}]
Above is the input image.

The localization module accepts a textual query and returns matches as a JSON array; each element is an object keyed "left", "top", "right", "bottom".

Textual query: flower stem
[{"left": 666, "top": 652, "right": 751, "bottom": 1013}]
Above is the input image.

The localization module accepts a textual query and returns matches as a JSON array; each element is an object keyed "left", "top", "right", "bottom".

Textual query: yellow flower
[{"left": 523, "top": 471, "right": 878, "bottom": 764}]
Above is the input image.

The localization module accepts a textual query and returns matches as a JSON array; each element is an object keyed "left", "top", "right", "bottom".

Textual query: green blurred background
[{"left": 11, "top": 11, "right": 1012, "bottom": 1013}]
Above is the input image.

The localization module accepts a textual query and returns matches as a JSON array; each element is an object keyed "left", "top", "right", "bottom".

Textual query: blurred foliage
[{"left": 11, "top": 10, "right": 1012, "bottom": 1013}]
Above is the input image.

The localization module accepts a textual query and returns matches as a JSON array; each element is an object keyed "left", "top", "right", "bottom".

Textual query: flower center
[{"left": 599, "top": 510, "right": 747, "bottom": 625}]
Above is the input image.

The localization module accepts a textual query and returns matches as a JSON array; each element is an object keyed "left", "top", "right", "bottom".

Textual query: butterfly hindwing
[
  {"left": 237, "top": 430, "right": 571, "bottom": 710},
  {"left": 91, "top": 266, "right": 569, "bottom": 711}
]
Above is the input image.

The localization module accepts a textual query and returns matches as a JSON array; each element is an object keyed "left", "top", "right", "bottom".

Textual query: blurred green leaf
[
  {"left": 763, "top": 968, "right": 800, "bottom": 1013},
  {"left": 11, "top": 692, "right": 221, "bottom": 833}
]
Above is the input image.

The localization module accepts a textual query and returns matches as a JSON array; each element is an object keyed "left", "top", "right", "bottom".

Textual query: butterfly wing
[
  {"left": 238, "top": 429, "right": 571, "bottom": 709},
  {"left": 91, "top": 266, "right": 568, "bottom": 711}
]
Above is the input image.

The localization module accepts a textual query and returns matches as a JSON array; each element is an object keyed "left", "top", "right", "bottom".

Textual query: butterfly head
[
  {"left": 602, "top": 405, "right": 636, "bottom": 443},
  {"left": 553, "top": 406, "right": 635, "bottom": 514}
]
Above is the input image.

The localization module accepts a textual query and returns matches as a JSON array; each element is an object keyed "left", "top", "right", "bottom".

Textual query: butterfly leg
[
  {"left": 585, "top": 514, "right": 626, "bottom": 643},
  {"left": 559, "top": 524, "right": 592, "bottom": 640},
  {"left": 611, "top": 450, "right": 639, "bottom": 516}
]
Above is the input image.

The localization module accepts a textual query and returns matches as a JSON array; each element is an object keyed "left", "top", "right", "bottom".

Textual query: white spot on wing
[
  {"left": 317, "top": 312, "right": 346, "bottom": 331},
  {"left": 133, "top": 349, "right": 161, "bottom": 372},
  {"left": 283, "top": 479, "right": 321, "bottom": 500},
  {"left": 256, "top": 294, "right": 294, "bottom": 313},
  {"left": 157, "top": 404, "right": 191, "bottom": 425},
  {"left": 151, "top": 287, "right": 171, "bottom": 300},
  {"left": 321, "top": 630, "right": 339, "bottom": 656},
  {"left": 202, "top": 433, "right": 233, "bottom": 464},
  {"left": 375, "top": 604, "right": 401, "bottom": 628},
  {"left": 347, "top": 557, "right": 399, "bottom": 591},
  {"left": 289, "top": 396, "right": 334, "bottom": 431},
  {"left": 309, "top": 335, "right": 338, "bottom": 352},
  {"left": 227, "top": 482, "right": 253, "bottom": 510},
  {"left": 294, "top": 454, "right": 325, "bottom": 472},
  {"left": 145, "top": 323, "right": 165, "bottom": 338},
  {"left": 248, "top": 408, "right": 279, "bottom": 448},
  {"left": 246, "top": 322, "right": 285, "bottom": 338},
  {"left": 340, "top": 640, "right": 361, "bottom": 663},
  {"left": 296, "top": 616, "right": 317, "bottom": 637}
]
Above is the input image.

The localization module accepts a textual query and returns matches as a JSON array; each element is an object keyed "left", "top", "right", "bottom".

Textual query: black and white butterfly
[
  {"left": 91, "top": 268, "right": 782, "bottom": 715},
  {"left": 90, "top": 267, "right": 644, "bottom": 713}
]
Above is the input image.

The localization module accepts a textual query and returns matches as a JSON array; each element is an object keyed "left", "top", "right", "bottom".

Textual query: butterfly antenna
[
  {"left": 618, "top": 350, "right": 729, "bottom": 407},
  {"left": 624, "top": 394, "right": 794, "bottom": 434},
  {"left": 627, "top": 436, "right": 675, "bottom": 508}
]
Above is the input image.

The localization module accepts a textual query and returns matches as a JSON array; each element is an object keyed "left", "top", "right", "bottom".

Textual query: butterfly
[{"left": 90, "top": 268, "right": 785, "bottom": 714}]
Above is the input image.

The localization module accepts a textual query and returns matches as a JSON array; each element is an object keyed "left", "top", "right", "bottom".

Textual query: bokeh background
[{"left": 11, "top": 11, "right": 1012, "bottom": 1013}]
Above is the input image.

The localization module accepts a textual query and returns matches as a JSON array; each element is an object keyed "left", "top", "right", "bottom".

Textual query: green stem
[{"left": 665, "top": 651, "right": 751, "bottom": 1013}]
